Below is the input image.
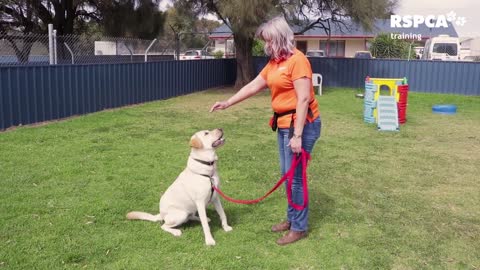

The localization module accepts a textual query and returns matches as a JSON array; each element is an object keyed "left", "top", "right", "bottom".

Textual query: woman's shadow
[{"left": 308, "top": 190, "right": 336, "bottom": 232}]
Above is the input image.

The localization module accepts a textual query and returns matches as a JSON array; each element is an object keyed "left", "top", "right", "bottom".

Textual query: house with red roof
[{"left": 209, "top": 19, "right": 458, "bottom": 58}]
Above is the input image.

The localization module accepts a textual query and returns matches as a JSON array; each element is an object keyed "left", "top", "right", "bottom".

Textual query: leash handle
[
  {"left": 286, "top": 149, "right": 310, "bottom": 210},
  {"left": 213, "top": 149, "right": 310, "bottom": 209}
]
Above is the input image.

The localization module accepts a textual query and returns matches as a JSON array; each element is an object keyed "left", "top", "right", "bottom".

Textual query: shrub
[
  {"left": 370, "top": 33, "right": 414, "bottom": 59},
  {"left": 212, "top": 50, "right": 224, "bottom": 59},
  {"left": 252, "top": 39, "right": 266, "bottom": 56}
]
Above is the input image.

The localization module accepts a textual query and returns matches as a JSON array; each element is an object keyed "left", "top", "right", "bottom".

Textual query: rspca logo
[{"left": 391, "top": 11, "right": 467, "bottom": 28}]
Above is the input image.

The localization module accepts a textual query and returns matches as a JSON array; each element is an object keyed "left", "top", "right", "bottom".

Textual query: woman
[{"left": 209, "top": 16, "right": 321, "bottom": 245}]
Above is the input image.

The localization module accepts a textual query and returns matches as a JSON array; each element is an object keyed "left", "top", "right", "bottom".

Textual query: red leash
[{"left": 212, "top": 149, "right": 311, "bottom": 210}]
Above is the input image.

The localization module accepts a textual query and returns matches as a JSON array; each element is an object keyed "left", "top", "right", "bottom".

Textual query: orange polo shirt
[{"left": 259, "top": 48, "right": 320, "bottom": 128}]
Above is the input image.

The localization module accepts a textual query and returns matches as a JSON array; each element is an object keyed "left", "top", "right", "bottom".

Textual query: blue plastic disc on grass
[{"left": 432, "top": 104, "right": 457, "bottom": 114}]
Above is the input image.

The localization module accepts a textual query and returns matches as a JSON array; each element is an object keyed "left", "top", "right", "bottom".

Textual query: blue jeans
[{"left": 277, "top": 117, "right": 321, "bottom": 232}]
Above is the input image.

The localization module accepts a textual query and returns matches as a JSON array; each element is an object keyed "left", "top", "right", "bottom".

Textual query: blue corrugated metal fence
[
  {"left": 1, "top": 57, "right": 479, "bottom": 130},
  {"left": 0, "top": 59, "right": 236, "bottom": 130},
  {"left": 255, "top": 57, "right": 480, "bottom": 96}
]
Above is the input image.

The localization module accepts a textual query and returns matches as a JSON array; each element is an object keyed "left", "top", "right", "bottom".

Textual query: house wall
[
  {"left": 295, "top": 38, "right": 368, "bottom": 57},
  {"left": 345, "top": 39, "right": 367, "bottom": 57},
  {"left": 306, "top": 39, "right": 320, "bottom": 51},
  {"left": 217, "top": 37, "right": 370, "bottom": 57},
  {"left": 214, "top": 40, "right": 226, "bottom": 52},
  {"left": 213, "top": 39, "right": 235, "bottom": 57},
  {"left": 471, "top": 38, "right": 480, "bottom": 56}
]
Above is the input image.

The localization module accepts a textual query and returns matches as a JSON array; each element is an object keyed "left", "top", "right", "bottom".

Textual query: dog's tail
[{"left": 126, "top": 211, "right": 162, "bottom": 222}]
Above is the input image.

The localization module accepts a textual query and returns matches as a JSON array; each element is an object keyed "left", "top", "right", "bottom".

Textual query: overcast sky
[{"left": 395, "top": 0, "right": 480, "bottom": 37}]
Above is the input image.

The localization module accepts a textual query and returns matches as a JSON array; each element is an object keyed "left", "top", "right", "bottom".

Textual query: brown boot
[
  {"left": 271, "top": 221, "right": 291, "bottom": 232},
  {"left": 276, "top": 230, "right": 307, "bottom": 245}
]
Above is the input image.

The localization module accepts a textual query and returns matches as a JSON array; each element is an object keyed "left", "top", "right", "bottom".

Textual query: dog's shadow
[
  {"left": 180, "top": 190, "right": 335, "bottom": 234},
  {"left": 179, "top": 204, "right": 254, "bottom": 231}
]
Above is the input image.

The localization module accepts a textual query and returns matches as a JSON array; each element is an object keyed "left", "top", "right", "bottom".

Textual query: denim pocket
[{"left": 301, "top": 117, "right": 321, "bottom": 152}]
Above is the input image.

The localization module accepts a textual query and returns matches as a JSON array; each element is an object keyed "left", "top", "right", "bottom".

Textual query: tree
[
  {"left": 164, "top": 3, "right": 199, "bottom": 52},
  {"left": 162, "top": 3, "right": 220, "bottom": 56},
  {"left": 173, "top": 0, "right": 397, "bottom": 88},
  {"left": 195, "top": 18, "right": 221, "bottom": 49},
  {"left": 0, "top": 0, "right": 166, "bottom": 38},
  {"left": 0, "top": 0, "right": 166, "bottom": 62},
  {"left": 0, "top": 0, "right": 102, "bottom": 62},
  {"left": 0, "top": 0, "right": 101, "bottom": 36},
  {"left": 370, "top": 33, "right": 413, "bottom": 59},
  {"left": 101, "top": 0, "right": 166, "bottom": 39}
]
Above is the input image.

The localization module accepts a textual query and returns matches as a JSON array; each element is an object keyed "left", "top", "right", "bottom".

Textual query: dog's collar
[
  {"left": 193, "top": 158, "right": 215, "bottom": 166},
  {"left": 199, "top": 173, "right": 212, "bottom": 179}
]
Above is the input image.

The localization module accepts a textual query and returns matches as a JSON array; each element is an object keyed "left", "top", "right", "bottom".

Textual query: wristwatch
[{"left": 293, "top": 133, "right": 302, "bottom": 139}]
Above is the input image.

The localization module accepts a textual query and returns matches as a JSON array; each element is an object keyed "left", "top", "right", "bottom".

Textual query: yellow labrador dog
[{"left": 126, "top": 128, "right": 232, "bottom": 245}]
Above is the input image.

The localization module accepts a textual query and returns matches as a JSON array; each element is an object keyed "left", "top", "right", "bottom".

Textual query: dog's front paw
[
  {"left": 171, "top": 229, "right": 182, "bottom": 237},
  {"left": 205, "top": 238, "right": 216, "bottom": 246},
  {"left": 223, "top": 224, "right": 233, "bottom": 232}
]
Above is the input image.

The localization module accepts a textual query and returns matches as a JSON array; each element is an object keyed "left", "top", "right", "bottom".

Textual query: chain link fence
[
  {"left": 0, "top": 32, "right": 187, "bottom": 66},
  {"left": 58, "top": 34, "right": 175, "bottom": 64},
  {"left": 0, "top": 33, "right": 50, "bottom": 65}
]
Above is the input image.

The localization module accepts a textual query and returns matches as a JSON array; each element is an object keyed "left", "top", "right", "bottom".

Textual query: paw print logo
[
  {"left": 446, "top": 11, "right": 456, "bottom": 22},
  {"left": 456, "top": 17, "right": 467, "bottom": 26}
]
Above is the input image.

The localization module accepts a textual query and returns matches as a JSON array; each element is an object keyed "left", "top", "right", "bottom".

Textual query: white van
[{"left": 422, "top": 35, "right": 460, "bottom": 61}]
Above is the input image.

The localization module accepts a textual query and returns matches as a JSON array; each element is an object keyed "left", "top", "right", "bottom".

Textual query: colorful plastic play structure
[{"left": 363, "top": 76, "right": 409, "bottom": 131}]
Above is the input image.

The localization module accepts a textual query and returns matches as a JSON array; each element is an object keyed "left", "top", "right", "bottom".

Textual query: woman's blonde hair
[{"left": 255, "top": 16, "right": 295, "bottom": 60}]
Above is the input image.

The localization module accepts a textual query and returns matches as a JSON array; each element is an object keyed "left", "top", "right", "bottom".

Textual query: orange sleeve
[
  {"left": 290, "top": 55, "right": 312, "bottom": 81},
  {"left": 259, "top": 62, "right": 271, "bottom": 80}
]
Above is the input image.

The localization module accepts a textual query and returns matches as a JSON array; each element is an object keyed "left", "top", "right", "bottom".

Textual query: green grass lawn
[{"left": 1, "top": 87, "right": 479, "bottom": 269}]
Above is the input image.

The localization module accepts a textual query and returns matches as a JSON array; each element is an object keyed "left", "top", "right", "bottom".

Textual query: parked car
[
  {"left": 354, "top": 51, "right": 373, "bottom": 59},
  {"left": 306, "top": 50, "right": 326, "bottom": 57},
  {"left": 180, "top": 50, "right": 214, "bottom": 60},
  {"left": 421, "top": 35, "right": 460, "bottom": 61},
  {"left": 462, "top": 55, "right": 480, "bottom": 62}
]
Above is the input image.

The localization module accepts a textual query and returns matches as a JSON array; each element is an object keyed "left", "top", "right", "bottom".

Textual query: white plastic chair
[{"left": 312, "top": 73, "right": 323, "bottom": 95}]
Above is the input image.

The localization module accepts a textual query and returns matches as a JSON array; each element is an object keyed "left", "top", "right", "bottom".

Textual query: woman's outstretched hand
[{"left": 209, "top": 101, "right": 230, "bottom": 112}]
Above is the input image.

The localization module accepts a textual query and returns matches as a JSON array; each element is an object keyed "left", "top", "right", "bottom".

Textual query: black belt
[{"left": 271, "top": 102, "right": 314, "bottom": 139}]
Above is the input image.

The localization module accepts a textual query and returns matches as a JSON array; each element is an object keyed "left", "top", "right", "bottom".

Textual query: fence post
[
  {"left": 48, "top": 24, "right": 54, "bottom": 65},
  {"left": 124, "top": 44, "right": 133, "bottom": 62},
  {"left": 407, "top": 40, "right": 414, "bottom": 61},
  {"left": 175, "top": 32, "right": 180, "bottom": 60},
  {"left": 53, "top": 30, "right": 58, "bottom": 64},
  {"left": 145, "top": 38, "right": 157, "bottom": 62},
  {"left": 64, "top": 43, "right": 74, "bottom": 64}
]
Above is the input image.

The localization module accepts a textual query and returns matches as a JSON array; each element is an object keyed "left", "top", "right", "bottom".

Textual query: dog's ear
[{"left": 189, "top": 135, "right": 203, "bottom": 149}]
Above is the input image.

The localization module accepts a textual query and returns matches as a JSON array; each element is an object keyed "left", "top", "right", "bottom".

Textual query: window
[
  {"left": 296, "top": 41, "right": 307, "bottom": 54},
  {"left": 184, "top": 51, "right": 200, "bottom": 56},
  {"left": 432, "top": 43, "right": 458, "bottom": 56},
  {"left": 320, "top": 40, "right": 346, "bottom": 57}
]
